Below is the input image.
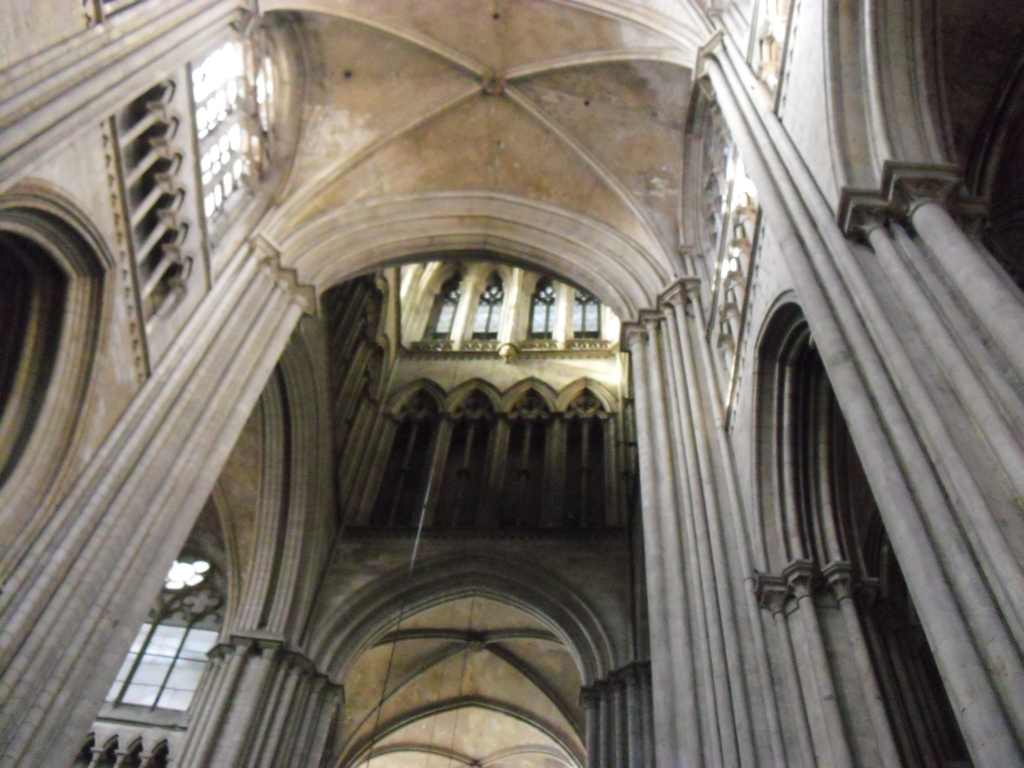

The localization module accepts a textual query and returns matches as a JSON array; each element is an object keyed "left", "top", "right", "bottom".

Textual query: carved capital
[
  {"left": 783, "top": 559, "right": 818, "bottom": 599},
  {"left": 754, "top": 572, "right": 791, "bottom": 615},
  {"left": 837, "top": 161, "right": 988, "bottom": 240},
  {"left": 620, "top": 321, "right": 648, "bottom": 351},
  {"left": 694, "top": 29, "right": 725, "bottom": 81},
  {"left": 821, "top": 560, "right": 854, "bottom": 602}
]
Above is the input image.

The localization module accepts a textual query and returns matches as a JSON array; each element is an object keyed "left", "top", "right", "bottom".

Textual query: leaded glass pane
[
  {"left": 472, "top": 275, "right": 504, "bottom": 339},
  {"left": 529, "top": 279, "right": 557, "bottom": 338},
  {"left": 573, "top": 289, "right": 601, "bottom": 338}
]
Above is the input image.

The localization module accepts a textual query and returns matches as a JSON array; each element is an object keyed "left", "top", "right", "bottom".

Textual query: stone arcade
[{"left": 1, "top": 1, "right": 1023, "bottom": 766}]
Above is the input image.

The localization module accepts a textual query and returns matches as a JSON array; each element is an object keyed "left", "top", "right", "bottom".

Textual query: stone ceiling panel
[{"left": 514, "top": 60, "right": 688, "bottom": 250}]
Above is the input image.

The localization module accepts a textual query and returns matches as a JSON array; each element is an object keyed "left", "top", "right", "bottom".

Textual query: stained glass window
[
  {"left": 427, "top": 274, "right": 462, "bottom": 339},
  {"left": 573, "top": 289, "right": 601, "bottom": 338},
  {"left": 106, "top": 559, "right": 223, "bottom": 712},
  {"left": 472, "top": 274, "right": 505, "bottom": 340},
  {"left": 529, "top": 278, "right": 557, "bottom": 339}
]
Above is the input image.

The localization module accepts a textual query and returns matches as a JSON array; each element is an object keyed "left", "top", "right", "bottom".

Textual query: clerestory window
[
  {"left": 528, "top": 278, "right": 557, "bottom": 339},
  {"left": 106, "top": 559, "right": 223, "bottom": 712},
  {"left": 426, "top": 274, "right": 462, "bottom": 339},
  {"left": 472, "top": 273, "right": 504, "bottom": 340},
  {"left": 192, "top": 38, "right": 272, "bottom": 238},
  {"left": 573, "top": 289, "right": 601, "bottom": 338}
]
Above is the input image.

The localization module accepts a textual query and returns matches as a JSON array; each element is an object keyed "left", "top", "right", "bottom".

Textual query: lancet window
[
  {"left": 529, "top": 278, "right": 557, "bottom": 339},
  {"left": 472, "top": 273, "right": 504, "bottom": 340},
  {"left": 106, "top": 559, "right": 223, "bottom": 711},
  {"left": 372, "top": 391, "right": 439, "bottom": 527},
  {"left": 573, "top": 289, "right": 601, "bottom": 339},
  {"left": 191, "top": 36, "right": 273, "bottom": 238},
  {"left": 427, "top": 274, "right": 462, "bottom": 339},
  {"left": 499, "top": 391, "right": 550, "bottom": 528},
  {"left": 563, "top": 391, "right": 607, "bottom": 528},
  {"left": 435, "top": 391, "right": 495, "bottom": 526},
  {"left": 697, "top": 95, "right": 760, "bottom": 403}
]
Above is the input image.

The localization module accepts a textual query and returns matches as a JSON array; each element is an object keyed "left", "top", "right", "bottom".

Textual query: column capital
[
  {"left": 657, "top": 277, "right": 702, "bottom": 312},
  {"left": 754, "top": 572, "right": 791, "bottom": 615},
  {"left": 837, "top": 161, "right": 987, "bottom": 240},
  {"left": 821, "top": 560, "right": 854, "bottom": 602},
  {"left": 783, "top": 559, "right": 819, "bottom": 599}
]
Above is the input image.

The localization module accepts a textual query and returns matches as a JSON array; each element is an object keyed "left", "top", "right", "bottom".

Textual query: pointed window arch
[
  {"left": 563, "top": 390, "right": 607, "bottom": 528},
  {"left": 106, "top": 558, "right": 224, "bottom": 711},
  {"left": 372, "top": 390, "right": 439, "bottom": 527},
  {"left": 500, "top": 390, "right": 551, "bottom": 528},
  {"left": 472, "top": 273, "right": 504, "bottom": 340},
  {"left": 529, "top": 278, "right": 557, "bottom": 339},
  {"left": 436, "top": 390, "right": 495, "bottom": 526},
  {"left": 426, "top": 274, "right": 462, "bottom": 339},
  {"left": 573, "top": 289, "right": 601, "bottom": 339}
]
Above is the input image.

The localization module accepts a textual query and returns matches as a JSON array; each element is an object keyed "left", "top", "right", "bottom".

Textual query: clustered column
[{"left": 580, "top": 662, "right": 654, "bottom": 768}]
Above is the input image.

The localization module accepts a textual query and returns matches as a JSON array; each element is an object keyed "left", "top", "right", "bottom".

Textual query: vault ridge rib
[
  {"left": 268, "top": 82, "right": 483, "bottom": 234},
  {"left": 504, "top": 84, "right": 671, "bottom": 260}
]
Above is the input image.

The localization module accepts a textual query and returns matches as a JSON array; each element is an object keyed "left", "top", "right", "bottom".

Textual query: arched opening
[
  {"left": 334, "top": 594, "right": 585, "bottom": 768},
  {"left": 0, "top": 229, "right": 66, "bottom": 488},
  {"left": 756, "top": 303, "right": 970, "bottom": 767}
]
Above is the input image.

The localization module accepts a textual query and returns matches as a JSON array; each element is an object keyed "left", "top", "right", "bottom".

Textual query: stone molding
[
  {"left": 837, "top": 161, "right": 988, "bottom": 239},
  {"left": 252, "top": 236, "right": 317, "bottom": 316}
]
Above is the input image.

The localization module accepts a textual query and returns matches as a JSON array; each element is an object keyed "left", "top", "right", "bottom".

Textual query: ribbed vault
[
  {"left": 258, "top": 0, "right": 711, "bottom": 312},
  {"left": 335, "top": 597, "right": 585, "bottom": 768}
]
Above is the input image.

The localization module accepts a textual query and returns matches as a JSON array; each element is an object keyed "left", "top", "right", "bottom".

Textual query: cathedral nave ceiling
[{"left": 260, "top": 0, "right": 709, "bottom": 288}]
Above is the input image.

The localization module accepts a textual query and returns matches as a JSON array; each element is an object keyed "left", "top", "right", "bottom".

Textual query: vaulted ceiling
[
  {"left": 337, "top": 597, "right": 585, "bottom": 768},
  {"left": 260, "top": 0, "right": 712, "bottom": 309}
]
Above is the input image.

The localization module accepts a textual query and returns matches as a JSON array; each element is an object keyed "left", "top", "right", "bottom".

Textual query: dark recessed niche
[
  {"left": 584, "top": 99, "right": 591, "bottom": 107},
  {"left": 493, "top": 12, "right": 501, "bottom": 20},
  {"left": 344, "top": 69, "right": 353, "bottom": 79}
]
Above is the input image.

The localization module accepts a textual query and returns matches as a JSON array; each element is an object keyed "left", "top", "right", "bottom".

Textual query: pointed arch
[
  {"left": 556, "top": 378, "right": 617, "bottom": 414},
  {"left": 384, "top": 379, "right": 447, "bottom": 417},
  {"left": 444, "top": 378, "right": 503, "bottom": 415},
  {"left": 500, "top": 378, "right": 559, "bottom": 413},
  {"left": 308, "top": 553, "right": 616, "bottom": 684}
]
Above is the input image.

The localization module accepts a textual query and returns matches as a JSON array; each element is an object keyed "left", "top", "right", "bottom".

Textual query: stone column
[
  {"left": 179, "top": 635, "right": 340, "bottom": 768},
  {"left": 581, "top": 686, "right": 601, "bottom": 768},
  {"left": 823, "top": 562, "right": 902, "bottom": 768},
  {"left": 0, "top": 249, "right": 308, "bottom": 768},
  {"left": 624, "top": 318, "right": 699, "bottom": 766},
  {"left": 910, "top": 199, "right": 1024, "bottom": 383},
  {"left": 703, "top": 39, "right": 1024, "bottom": 764}
]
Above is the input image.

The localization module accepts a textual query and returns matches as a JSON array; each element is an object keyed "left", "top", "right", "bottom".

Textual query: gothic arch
[
  {"left": 0, "top": 182, "right": 111, "bottom": 569},
  {"left": 270, "top": 192, "right": 671, "bottom": 320},
  {"left": 383, "top": 379, "right": 447, "bottom": 417},
  {"left": 308, "top": 554, "right": 616, "bottom": 685},
  {"left": 499, "top": 378, "right": 559, "bottom": 413},
  {"left": 555, "top": 378, "right": 617, "bottom": 414},
  {"left": 444, "top": 378, "right": 503, "bottom": 415}
]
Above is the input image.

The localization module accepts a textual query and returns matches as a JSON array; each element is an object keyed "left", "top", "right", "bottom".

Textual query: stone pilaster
[{"left": 0, "top": 247, "right": 308, "bottom": 768}]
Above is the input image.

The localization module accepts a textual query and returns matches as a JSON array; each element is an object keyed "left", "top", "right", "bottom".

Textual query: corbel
[{"left": 251, "top": 234, "right": 317, "bottom": 316}]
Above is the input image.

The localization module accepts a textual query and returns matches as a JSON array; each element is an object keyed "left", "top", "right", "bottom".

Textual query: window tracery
[
  {"left": 529, "top": 278, "right": 557, "bottom": 339},
  {"left": 106, "top": 558, "right": 223, "bottom": 712},
  {"left": 372, "top": 391, "right": 439, "bottom": 527},
  {"left": 755, "top": 0, "right": 791, "bottom": 96},
  {"left": 435, "top": 391, "right": 495, "bottom": 526},
  {"left": 191, "top": 35, "right": 273, "bottom": 239},
  {"left": 563, "top": 391, "right": 606, "bottom": 528},
  {"left": 572, "top": 289, "right": 601, "bottom": 339},
  {"left": 472, "top": 273, "right": 504, "bottom": 340},
  {"left": 426, "top": 274, "right": 462, "bottom": 340},
  {"left": 500, "top": 390, "right": 551, "bottom": 528}
]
